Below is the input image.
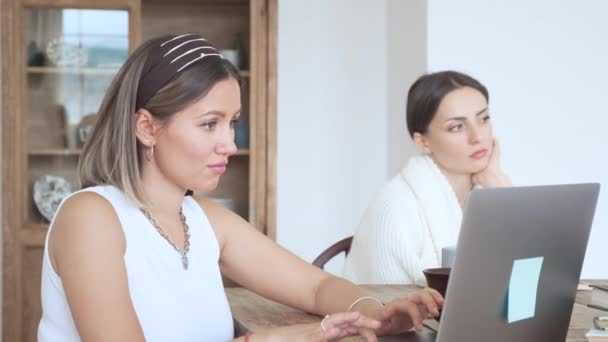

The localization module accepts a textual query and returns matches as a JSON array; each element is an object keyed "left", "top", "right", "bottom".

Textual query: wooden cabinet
[{"left": 1, "top": 0, "right": 276, "bottom": 340}]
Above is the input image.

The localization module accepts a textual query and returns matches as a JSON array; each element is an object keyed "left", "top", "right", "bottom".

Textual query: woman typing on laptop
[
  {"left": 343, "top": 71, "right": 511, "bottom": 286},
  {"left": 38, "top": 34, "right": 444, "bottom": 342}
]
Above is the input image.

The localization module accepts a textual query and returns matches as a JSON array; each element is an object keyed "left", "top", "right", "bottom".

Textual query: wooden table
[
  {"left": 227, "top": 283, "right": 608, "bottom": 342},
  {"left": 581, "top": 280, "right": 608, "bottom": 311}
]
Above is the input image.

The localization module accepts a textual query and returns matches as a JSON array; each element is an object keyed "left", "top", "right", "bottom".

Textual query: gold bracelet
[{"left": 347, "top": 296, "right": 384, "bottom": 312}]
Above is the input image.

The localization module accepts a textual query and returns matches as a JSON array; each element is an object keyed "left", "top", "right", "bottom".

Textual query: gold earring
[{"left": 146, "top": 145, "right": 154, "bottom": 161}]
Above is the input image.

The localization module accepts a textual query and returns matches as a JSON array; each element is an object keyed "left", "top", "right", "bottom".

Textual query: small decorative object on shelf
[
  {"left": 234, "top": 118, "right": 249, "bottom": 149},
  {"left": 52, "top": 104, "right": 69, "bottom": 149},
  {"left": 78, "top": 125, "right": 94, "bottom": 146},
  {"left": 46, "top": 38, "right": 88, "bottom": 67},
  {"left": 220, "top": 49, "right": 240, "bottom": 70},
  {"left": 33, "top": 175, "right": 73, "bottom": 222},
  {"left": 232, "top": 33, "right": 247, "bottom": 70},
  {"left": 77, "top": 113, "right": 98, "bottom": 147},
  {"left": 27, "top": 41, "right": 47, "bottom": 67},
  {"left": 220, "top": 33, "right": 247, "bottom": 70}
]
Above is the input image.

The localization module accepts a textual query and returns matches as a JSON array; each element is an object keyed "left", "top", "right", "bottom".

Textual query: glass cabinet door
[{"left": 26, "top": 9, "right": 129, "bottom": 224}]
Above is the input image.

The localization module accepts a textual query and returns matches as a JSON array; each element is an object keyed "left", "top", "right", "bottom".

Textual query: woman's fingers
[
  {"left": 320, "top": 311, "right": 359, "bottom": 332},
  {"left": 493, "top": 138, "right": 501, "bottom": 157},
  {"left": 314, "top": 326, "right": 341, "bottom": 341},
  {"left": 333, "top": 313, "right": 381, "bottom": 331},
  {"left": 379, "top": 289, "right": 446, "bottom": 334},
  {"left": 358, "top": 327, "right": 379, "bottom": 342},
  {"left": 332, "top": 325, "right": 377, "bottom": 341},
  {"left": 315, "top": 312, "right": 359, "bottom": 341},
  {"left": 332, "top": 322, "right": 379, "bottom": 342},
  {"left": 382, "top": 300, "right": 424, "bottom": 331},
  {"left": 317, "top": 311, "right": 381, "bottom": 341},
  {"left": 409, "top": 290, "right": 441, "bottom": 317},
  {"left": 425, "top": 288, "right": 445, "bottom": 306}
]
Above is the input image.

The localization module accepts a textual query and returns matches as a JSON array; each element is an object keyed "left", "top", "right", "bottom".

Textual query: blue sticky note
[{"left": 507, "top": 256, "right": 544, "bottom": 323}]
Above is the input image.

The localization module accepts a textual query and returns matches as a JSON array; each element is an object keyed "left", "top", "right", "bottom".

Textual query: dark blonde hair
[{"left": 78, "top": 35, "right": 239, "bottom": 206}]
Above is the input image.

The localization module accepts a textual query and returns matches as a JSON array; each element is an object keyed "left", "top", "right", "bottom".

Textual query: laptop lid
[{"left": 436, "top": 183, "right": 600, "bottom": 342}]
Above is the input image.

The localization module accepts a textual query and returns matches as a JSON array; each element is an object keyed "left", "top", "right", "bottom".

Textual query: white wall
[
  {"left": 277, "top": 0, "right": 390, "bottom": 274},
  {"left": 386, "top": 0, "right": 426, "bottom": 176},
  {"left": 424, "top": 0, "right": 608, "bottom": 278}
]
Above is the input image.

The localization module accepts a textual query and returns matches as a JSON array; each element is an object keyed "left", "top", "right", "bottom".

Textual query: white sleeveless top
[{"left": 38, "top": 185, "right": 234, "bottom": 341}]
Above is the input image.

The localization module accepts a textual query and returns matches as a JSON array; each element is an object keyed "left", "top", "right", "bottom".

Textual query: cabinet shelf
[
  {"left": 27, "top": 66, "right": 119, "bottom": 76},
  {"left": 28, "top": 148, "right": 250, "bottom": 156},
  {"left": 28, "top": 67, "right": 249, "bottom": 77},
  {"left": 28, "top": 149, "right": 81, "bottom": 156}
]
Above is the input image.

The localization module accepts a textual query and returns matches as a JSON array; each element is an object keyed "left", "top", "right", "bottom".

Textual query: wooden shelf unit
[
  {"left": 27, "top": 66, "right": 119, "bottom": 75},
  {"left": 3, "top": 0, "right": 275, "bottom": 341},
  {"left": 28, "top": 66, "right": 250, "bottom": 77},
  {"left": 28, "top": 148, "right": 251, "bottom": 156}
]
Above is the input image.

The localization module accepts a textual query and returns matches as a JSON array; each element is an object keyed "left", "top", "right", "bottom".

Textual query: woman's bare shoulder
[{"left": 49, "top": 191, "right": 126, "bottom": 275}]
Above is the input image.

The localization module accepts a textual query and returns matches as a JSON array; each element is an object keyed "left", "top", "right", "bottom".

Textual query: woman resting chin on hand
[{"left": 344, "top": 71, "right": 512, "bottom": 286}]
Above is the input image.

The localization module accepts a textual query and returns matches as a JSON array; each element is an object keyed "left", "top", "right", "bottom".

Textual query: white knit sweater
[{"left": 343, "top": 154, "right": 462, "bottom": 286}]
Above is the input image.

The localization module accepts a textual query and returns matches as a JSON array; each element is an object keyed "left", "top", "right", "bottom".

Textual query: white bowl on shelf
[{"left": 33, "top": 175, "right": 73, "bottom": 222}]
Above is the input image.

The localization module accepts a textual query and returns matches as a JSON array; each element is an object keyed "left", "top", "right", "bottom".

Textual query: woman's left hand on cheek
[
  {"left": 472, "top": 139, "right": 512, "bottom": 188},
  {"left": 375, "top": 288, "right": 444, "bottom": 336}
]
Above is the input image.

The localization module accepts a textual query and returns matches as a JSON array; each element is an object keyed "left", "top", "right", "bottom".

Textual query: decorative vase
[{"left": 234, "top": 118, "right": 249, "bottom": 149}]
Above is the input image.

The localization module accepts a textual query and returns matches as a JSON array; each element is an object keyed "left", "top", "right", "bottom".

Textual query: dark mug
[{"left": 422, "top": 267, "right": 451, "bottom": 321}]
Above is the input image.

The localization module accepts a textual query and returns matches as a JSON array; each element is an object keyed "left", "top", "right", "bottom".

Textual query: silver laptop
[{"left": 381, "top": 183, "right": 600, "bottom": 342}]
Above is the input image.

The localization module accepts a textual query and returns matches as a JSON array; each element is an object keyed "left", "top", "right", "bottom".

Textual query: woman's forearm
[{"left": 312, "top": 275, "right": 384, "bottom": 319}]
